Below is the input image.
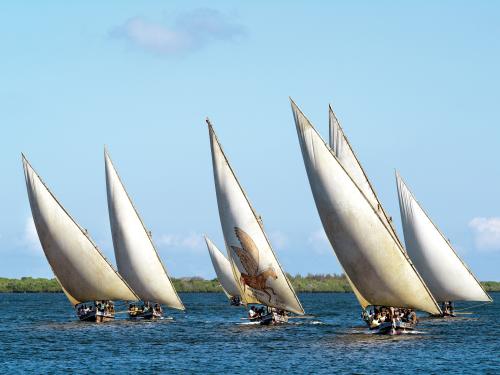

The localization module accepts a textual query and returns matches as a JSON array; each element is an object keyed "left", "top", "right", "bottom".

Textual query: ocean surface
[{"left": 0, "top": 292, "right": 498, "bottom": 374}]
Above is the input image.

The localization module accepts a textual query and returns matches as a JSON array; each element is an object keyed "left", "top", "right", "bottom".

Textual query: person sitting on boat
[
  {"left": 248, "top": 306, "right": 257, "bottom": 319},
  {"left": 400, "top": 309, "right": 408, "bottom": 322},
  {"left": 154, "top": 303, "right": 162, "bottom": 313},
  {"left": 408, "top": 310, "right": 417, "bottom": 324},
  {"left": 442, "top": 301, "right": 454, "bottom": 315},
  {"left": 441, "top": 302, "right": 448, "bottom": 314},
  {"left": 275, "top": 309, "right": 286, "bottom": 317},
  {"left": 230, "top": 296, "right": 241, "bottom": 306}
]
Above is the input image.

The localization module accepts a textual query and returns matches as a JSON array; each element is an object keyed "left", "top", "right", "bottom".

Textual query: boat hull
[
  {"left": 129, "top": 310, "right": 162, "bottom": 320},
  {"left": 371, "top": 321, "right": 416, "bottom": 335},
  {"left": 429, "top": 312, "right": 456, "bottom": 318},
  {"left": 78, "top": 310, "right": 115, "bottom": 323},
  {"left": 251, "top": 311, "right": 289, "bottom": 326}
]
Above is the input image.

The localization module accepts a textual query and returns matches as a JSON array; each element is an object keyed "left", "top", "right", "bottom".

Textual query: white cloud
[
  {"left": 24, "top": 216, "right": 42, "bottom": 252},
  {"left": 469, "top": 217, "right": 500, "bottom": 251},
  {"left": 156, "top": 232, "right": 204, "bottom": 251},
  {"left": 307, "top": 228, "right": 331, "bottom": 254},
  {"left": 110, "top": 8, "right": 245, "bottom": 56},
  {"left": 268, "top": 230, "right": 288, "bottom": 249}
]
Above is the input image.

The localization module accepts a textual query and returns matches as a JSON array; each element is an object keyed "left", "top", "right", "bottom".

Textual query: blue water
[{"left": 0, "top": 292, "right": 498, "bottom": 373}]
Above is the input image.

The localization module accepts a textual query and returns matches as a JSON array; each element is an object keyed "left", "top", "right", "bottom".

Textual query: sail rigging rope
[{"left": 453, "top": 301, "right": 492, "bottom": 312}]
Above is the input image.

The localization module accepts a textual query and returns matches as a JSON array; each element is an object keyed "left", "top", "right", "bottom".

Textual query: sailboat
[
  {"left": 104, "top": 149, "right": 185, "bottom": 319},
  {"left": 291, "top": 100, "right": 441, "bottom": 334},
  {"left": 206, "top": 118, "right": 305, "bottom": 325},
  {"left": 22, "top": 154, "right": 138, "bottom": 322},
  {"left": 396, "top": 172, "right": 492, "bottom": 317},
  {"left": 204, "top": 236, "right": 242, "bottom": 306}
]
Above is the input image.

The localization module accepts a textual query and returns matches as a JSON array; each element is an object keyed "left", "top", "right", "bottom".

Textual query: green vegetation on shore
[
  {"left": 0, "top": 277, "right": 61, "bottom": 293},
  {"left": 1, "top": 275, "right": 499, "bottom": 293}
]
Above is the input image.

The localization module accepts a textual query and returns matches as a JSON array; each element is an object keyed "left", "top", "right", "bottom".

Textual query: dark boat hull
[
  {"left": 78, "top": 310, "right": 114, "bottom": 323},
  {"left": 250, "top": 312, "right": 289, "bottom": 325},
  {"left": 372, "top": 321, "right": 416, "bottom": 335},
  {"left": 129, "top": 310, "right": 162, "bottom": 320},
  {"left": 429, "top": 312, "right": 456, "bottom": 318}
]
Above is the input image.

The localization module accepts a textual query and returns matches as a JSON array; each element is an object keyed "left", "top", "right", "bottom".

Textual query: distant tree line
[{"left": 1, "top": 275, "right": 499, "bottom": 293}]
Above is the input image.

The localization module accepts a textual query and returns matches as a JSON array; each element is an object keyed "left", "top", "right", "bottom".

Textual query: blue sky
[{"left": 1, "top": 1, "right": 499, "bottom": 280}]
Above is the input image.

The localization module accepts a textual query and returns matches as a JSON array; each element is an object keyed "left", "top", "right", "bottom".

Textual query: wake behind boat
[
  {"left": 22, "top": 155, "right": 138, "bottom": 322},
  {"left": 206, "top": 118, "right": 305, "bottom": 325},
  {"left": 105, "top": 149, "right": 185, "bottom": 320}
]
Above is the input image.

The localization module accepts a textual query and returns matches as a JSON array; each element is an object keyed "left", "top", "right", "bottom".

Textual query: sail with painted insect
[
  {"left": 105, "top": 149, "right": 184, "bottom": 313},
  {"left": 206, "top": 119, "right": 304, "bottom": 317},
  {"left": 291, "top": 100, "right": 440, "bottom": 315},
  {"left": 396, "top": 172, "right": 491, "bottom": 304}
]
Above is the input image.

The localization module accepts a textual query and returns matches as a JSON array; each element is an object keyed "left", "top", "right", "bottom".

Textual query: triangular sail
[
  {"left": 329, "top": 106, "right": 375, "bottom": 308},
  {"left": 396, "top": 173, "right": 491, "bottom": 302},
  {"left": 204, "top": 236, "right": 241, "bottom": 298},
  {"left": 329, "top": 105, "right": 400, "bottom": 246},
  {"left": 56, "top": 276, "right": 81, "bottom": 307},
  {"left": 291, "top": 100, "right": 440, "bottom": 314},
  {"left": 207, "top": 119, "right": 304, "bottom": 315},
  {"left": 105, "top": 150, "right": 184, "bottom": 310},
  {"left": 23, "top": 155, "right": 138, "bottom": 303},
  {"left": 345, "top": 273, "right": 370, "bottom": 309}
]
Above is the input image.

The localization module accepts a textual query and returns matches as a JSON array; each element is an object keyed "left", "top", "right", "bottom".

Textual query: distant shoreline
[{"left": 2, "top": 276, "right": 499, "bottom": 294}]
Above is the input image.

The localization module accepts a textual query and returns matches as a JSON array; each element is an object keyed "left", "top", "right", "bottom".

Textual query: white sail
[
  {"left": 345, "top": 273, "right": 370, "bottom": 309},
  {"left": 396, "top": 173, "right": 491, "bottom": 302},
  {"left": 105, "top": 150, "right": 184, "bottom": 310},
  {"left": 291, "top": 100, "right": 440, "bottom": 314},
  {"left": 204, "top": 236, "right": 240, "bottom": 298},
  {"left": 56, "top": 276, "right": 81, "bottom": 306},
  {"left": 329, "top": 105, "right": 399, "bottom": 244},
  {"left": 207, "top": 120, "right": 304, "bottom": 315},
  {"left": 23, "top": 155, "right": 138, "bottom": 303}
]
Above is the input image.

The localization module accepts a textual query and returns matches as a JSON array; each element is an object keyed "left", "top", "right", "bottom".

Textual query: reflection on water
[{"left": 0, "top": 292, "right": 498, "bottom": 373}]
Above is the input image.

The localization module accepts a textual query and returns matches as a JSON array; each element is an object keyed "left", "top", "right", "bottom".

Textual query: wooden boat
[
  {"left": 206, "top": 119, "right": 305, "bottom": 325},
  {"left": 373, "top": 320, "right": 416, "bottom": 335},
  {"left": 105, "top": 149, "right": 185, "bottom": 319},
  {"left": 396, "top": 173, "right": 492, "bottom": 317},
  {"left": 128, "top": 302, "right": 163, "bottom": 320},
  {"left": 290, "top": 101, "right": 442, "bottom": 333},
  {"left": 22, "top": 155, "right": 138, "bottom": 322},
  {"left": 76, "top": 301, "right": 115, "bottom": 322},
  {"left": 249, "top": 306, "right": 289, "bottom": 325},
  {"left": 204, "top": 236, "right": 242, "bottom": 306}
]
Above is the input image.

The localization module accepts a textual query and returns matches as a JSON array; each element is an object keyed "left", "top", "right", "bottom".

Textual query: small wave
[{"left": 310, "top": 320, "right": 325, "bottom": 325}]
